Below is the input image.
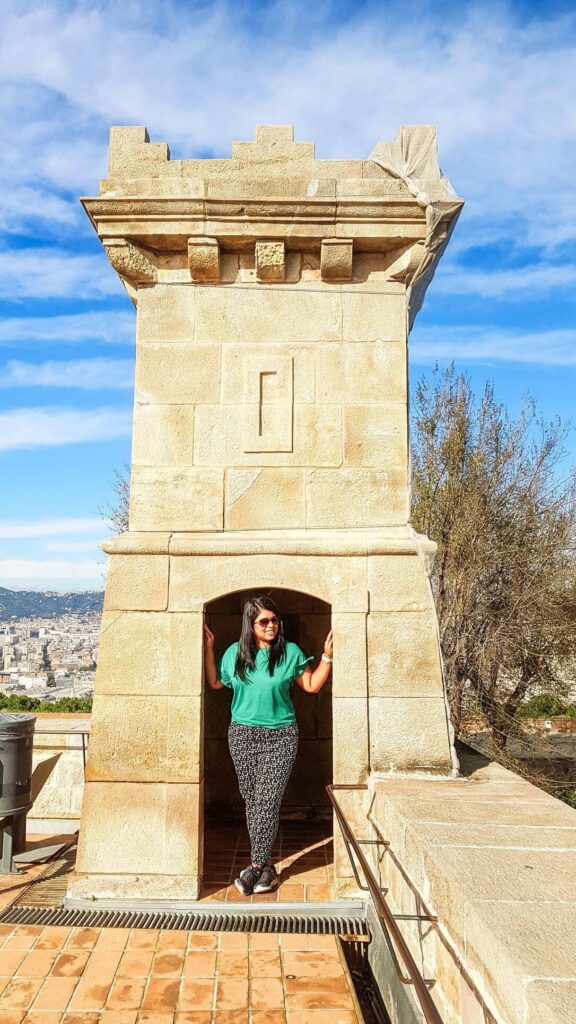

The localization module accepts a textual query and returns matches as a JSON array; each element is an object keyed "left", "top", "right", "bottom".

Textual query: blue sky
[{"left": 1, "top": 0, "right": 575, "bottom": 591}]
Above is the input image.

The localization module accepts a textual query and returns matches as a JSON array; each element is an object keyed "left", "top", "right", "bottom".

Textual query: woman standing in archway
[{"left": 204, "top": 593, "right": 333, "bottom": 895}]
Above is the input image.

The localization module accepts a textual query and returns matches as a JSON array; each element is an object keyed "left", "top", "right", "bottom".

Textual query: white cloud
[
  {"left": 44, "top": 539, "right": 105, "bottom": 553},
  {"left": 0, "top": 249, "right": 122, "bottom": 300},
  {"left": 434, "top": 262, "right": 576, "bottom": 300},
  {"left": 411, "top": 325, "right": 576, "bottom": 365},
  {"left": 0, "top": 406, "right": 132, "bottom": 450},
  {"left": 0, "top": 311, "right": 134, "bottom": 346},
  {"left": 0, "top": 357, "right": 134, "bottom": 389},
  {"left": 0, "top": 559, "right": 106, "bottom": 589},
  {"left": 0, "top": 518, "right": 104, "bottom": 539},
  {"left": 0, "top": 186, "right": 78, "bottom": 232},
  {"left": 0, "top": 2, "right": 575, "bottom": 252}
]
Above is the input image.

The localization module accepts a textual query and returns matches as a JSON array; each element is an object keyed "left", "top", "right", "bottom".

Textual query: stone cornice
[
  {"left": 84, "top": 196, "right": 425, "bottom": 215},
  {"left": 81, "top": 195, "right": 430, "bottom": 243},
  {"left": 101, "top": 527, "right": 436, "bottom": 558}
]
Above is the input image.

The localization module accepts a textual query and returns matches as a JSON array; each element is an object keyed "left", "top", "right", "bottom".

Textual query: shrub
[
  {"left": 516, "top": 693, "right": 572, "bottom": 718},
  {"left": 516, "top": 693, "right": 576, "bottom": 718},
  {"left": 0, "top": 693, "right": 92, "bottom": 713}
]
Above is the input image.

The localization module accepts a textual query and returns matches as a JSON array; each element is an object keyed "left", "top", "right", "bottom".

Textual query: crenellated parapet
[{"left": 83, "top": 124, "right": 462, "bottom": 321}]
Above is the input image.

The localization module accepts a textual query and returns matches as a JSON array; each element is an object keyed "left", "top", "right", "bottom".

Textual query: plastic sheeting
[{"left": 370, "top": 125, "right": 463, "bottom": 328}]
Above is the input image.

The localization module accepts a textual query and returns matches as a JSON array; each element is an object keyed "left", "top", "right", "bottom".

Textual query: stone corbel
[
  {"left": 256, "top": 241, "right": 285, "bottom": 283},
  {"left": 387, "top": 240, "right": 427, "bottom": 284},
  {"left": 188, "top": 237, "right": 221, "bottom": 283},
  {"left": 321, "top": 238, "right": 353, "bottom": 281},
  {"left": 102, "top": 237, "right": 158, "bottom": 285}
]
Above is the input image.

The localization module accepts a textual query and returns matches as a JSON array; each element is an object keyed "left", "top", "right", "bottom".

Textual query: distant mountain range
[{"left": 0, "top": 587, "right": 104, "bottom": 619}]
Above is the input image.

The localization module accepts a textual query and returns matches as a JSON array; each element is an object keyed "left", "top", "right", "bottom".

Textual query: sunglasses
[{"left": 254, "top": 616, "right": 279, "bottom": 627}]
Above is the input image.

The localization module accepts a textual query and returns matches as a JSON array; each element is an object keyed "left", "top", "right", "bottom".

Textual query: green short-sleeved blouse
[{"left": 218, "top": 641, "right": 314, "bottom": 729}]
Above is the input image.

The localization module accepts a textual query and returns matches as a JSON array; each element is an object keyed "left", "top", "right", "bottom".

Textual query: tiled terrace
[
  {"left": 0, "top": 923, "right": 361, "bottom": 1023},
  {"left": 0, "top": 822, "right": 363, "bottom": 1023}
]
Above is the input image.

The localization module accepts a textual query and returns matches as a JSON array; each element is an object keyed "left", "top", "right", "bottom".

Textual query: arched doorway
[{"left": 202, "top": 587, "right": 333, "bottom": 900}]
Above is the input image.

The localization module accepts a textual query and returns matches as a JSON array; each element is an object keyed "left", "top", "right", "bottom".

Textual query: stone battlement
[
  {"left": 82, "top": 123, "right": 461, "bottom": 302},
  {"left": 102, "top": 122, "right": 445, "bottom": 192}
]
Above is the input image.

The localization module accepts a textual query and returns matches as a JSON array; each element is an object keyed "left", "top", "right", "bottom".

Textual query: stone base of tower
[
  {"left": 67, "top": 527, "right": 453, "bottom": 902},
  {"left": 66, "top": 779, "right": 204, "bottom": 902}
]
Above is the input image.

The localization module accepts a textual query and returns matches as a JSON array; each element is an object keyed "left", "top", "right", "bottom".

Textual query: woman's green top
[{"left": 218, "top": 641, "right": 314, "bottom": 729}]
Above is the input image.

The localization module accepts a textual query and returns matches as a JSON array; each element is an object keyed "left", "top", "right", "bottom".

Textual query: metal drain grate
[
  {"left": 2, "top": 840, "right": 368, "bottom": 937},
  {"left": 0, "top": 904, "right": 369, "bottom": 935},
  {"left": 9, "top": 849, "right": 76, "bottom": 910}
]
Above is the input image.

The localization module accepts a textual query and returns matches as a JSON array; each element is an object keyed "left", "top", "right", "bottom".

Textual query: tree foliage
[
  {"left": 0, "top": 694, "right": 93, "bottom": 713},
  {"left": 411, "top": 365, "right": 576, "bottom": 748}
]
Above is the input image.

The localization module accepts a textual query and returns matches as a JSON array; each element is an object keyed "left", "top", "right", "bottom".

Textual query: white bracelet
[{"left": 321, "top": 654, "right": 333, "bottom": 663}]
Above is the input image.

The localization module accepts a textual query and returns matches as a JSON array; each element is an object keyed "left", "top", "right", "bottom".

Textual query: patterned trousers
[{"left": 228, "top": 721, "right": 299, "bottom": 866}]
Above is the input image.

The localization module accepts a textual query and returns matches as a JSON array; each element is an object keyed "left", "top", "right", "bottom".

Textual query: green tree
[
  {"left": 0, "top": 694, "right": 93, "bottom": 713},
  {"left": 411, "top": 364, "right": 576, "bottom": 750}
]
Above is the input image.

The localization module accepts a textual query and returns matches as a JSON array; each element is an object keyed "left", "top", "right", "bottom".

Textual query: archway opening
[{"left": 201, "top": 587, "right": 333, "bottom": 902}]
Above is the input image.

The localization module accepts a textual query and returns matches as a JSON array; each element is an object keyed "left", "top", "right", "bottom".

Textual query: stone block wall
[
  {"left": 129, "top": 283, "right": 409, "bottom": 533},
  {"left": 28, "top": 717, "right": 87, "bottom": 831},
  {"left": 69, "top": 539, "right": 450, "bottom": 899}
]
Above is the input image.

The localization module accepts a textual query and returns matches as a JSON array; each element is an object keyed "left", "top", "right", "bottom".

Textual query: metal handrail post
[{"left": 327, "top": 783, "right": 445, "bottom": 1024}]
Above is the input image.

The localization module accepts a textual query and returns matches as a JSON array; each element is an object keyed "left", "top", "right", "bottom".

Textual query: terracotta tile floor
[
  {"left": 0, "top": 925, "right": 361, "bottom": 1022},
  {"left": 201, "top": 820, "right": 334, "bottom": 904},
  {"left": 0, "top": 824, "right": 363, "bottom": 1021}
]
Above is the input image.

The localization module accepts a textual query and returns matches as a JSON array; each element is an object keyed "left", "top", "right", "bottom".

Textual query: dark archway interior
[{"left": 204, "top": 587, "right": 332, "bottom": 822}]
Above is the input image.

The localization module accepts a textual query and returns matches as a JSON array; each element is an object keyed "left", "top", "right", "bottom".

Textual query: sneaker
[
  {"left": 253, "top": 864, "right": 278, "bottom": 893},
  {"left": 234, "top": 865, "right": 262, "bottom": 896}
]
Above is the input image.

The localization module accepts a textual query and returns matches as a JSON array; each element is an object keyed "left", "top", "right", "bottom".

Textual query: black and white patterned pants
[{"left": 228, "top": 721, "right": 299, "bottom": 866}]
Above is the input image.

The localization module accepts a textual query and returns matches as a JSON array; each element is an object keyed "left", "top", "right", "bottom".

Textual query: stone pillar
[{"left": 67, "top": 124, "right": 463, "bottom": 901}]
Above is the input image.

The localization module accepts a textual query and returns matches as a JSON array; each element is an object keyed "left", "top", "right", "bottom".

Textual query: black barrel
[{"left": 0, "top": 714, "right": 36, "bottom": 816}]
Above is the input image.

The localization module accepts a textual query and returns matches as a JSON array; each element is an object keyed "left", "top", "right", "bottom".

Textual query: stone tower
[{"left": 67, "top": 124, "right": 462, "bottom": 902}]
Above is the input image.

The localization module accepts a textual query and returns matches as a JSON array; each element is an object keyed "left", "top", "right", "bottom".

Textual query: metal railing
[{"left": 327, "top": 783, "right": 445, "bottom": 1024}]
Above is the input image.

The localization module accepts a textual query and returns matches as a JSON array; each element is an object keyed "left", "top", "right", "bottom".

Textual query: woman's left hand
[{"left": 324, "top": 629, "right": 333, "bottom": 659}]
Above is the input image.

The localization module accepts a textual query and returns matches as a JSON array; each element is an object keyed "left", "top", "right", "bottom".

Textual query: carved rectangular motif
[{"left": 243, "top": 355, "right": 293, "bottom": 452}]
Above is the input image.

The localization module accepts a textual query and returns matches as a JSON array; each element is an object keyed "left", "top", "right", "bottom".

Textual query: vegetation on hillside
[
  {"left": 0, "top": 587, "right": 103, "bottom": 618},
  {"left": 0, "top": 694, "right": 93, "bottom": 713}
]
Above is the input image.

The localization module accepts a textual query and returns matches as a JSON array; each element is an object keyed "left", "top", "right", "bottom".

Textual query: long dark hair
[{"left": 235, "top": 594, "right": 286, "bottom": 681}]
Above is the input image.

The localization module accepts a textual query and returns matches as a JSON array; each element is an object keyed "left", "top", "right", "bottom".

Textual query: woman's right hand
[{"left": 204, "top": 624, "right": 215, "bottom": 650}]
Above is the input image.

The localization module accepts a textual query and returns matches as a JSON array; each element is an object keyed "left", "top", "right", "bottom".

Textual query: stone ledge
[
  {"left": 369, "top": 760, "right": 576, "bottom": 1024},
  {"left": 101, "top": 531, "right": 171, "bottom": 554},
  {"left": 102, "top": 527, "right": 428, "bottom": 557},
  {"left": 66, "top": 871, "right": 202, "bottom": 901}
]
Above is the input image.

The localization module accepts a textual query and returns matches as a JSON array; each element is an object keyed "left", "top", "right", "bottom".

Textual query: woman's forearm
[
  {"left": 309, "top": 657, "right": 332, "bottom": 692},
  {"left": 204, "top": 646, "right": 219, "bottom": 689}
]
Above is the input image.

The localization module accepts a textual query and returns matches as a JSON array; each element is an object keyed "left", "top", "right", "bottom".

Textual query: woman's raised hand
[
  {"left": 324, "top": 629, "right": 333, "bottom": 659},
  {"left": 204, "top": 624, "right": 215, "bottom": 650}
]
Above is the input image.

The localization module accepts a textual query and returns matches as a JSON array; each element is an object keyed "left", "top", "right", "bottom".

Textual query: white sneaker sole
[
  {"left": 253, "top": 881, "right": 277, "bottom": 894},
  {"left": 234, "top": 877, "right": 253, "bottom": 895}
]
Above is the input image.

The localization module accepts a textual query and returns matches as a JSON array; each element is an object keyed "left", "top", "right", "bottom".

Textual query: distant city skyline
[{"left": 1, "top": 0, "right": 575, "bottom": 590}]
